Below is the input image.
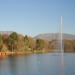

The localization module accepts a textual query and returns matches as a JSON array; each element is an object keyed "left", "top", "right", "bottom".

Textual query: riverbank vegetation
[{"left": 0, "top": 32, "right": 75, "bottom": 54}]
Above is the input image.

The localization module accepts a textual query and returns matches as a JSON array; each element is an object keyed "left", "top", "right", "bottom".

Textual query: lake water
[{"left": 0, "top": 53, "right": 75, "bottom": 75}]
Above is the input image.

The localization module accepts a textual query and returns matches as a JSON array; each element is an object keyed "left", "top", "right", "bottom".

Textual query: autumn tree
[
  {"left": 64, "top": 40, "right": 74, "bottom": 52},
  {"left": 17, "top": 34, "right": 25, "bottom": 51},
  {"left": 28, "top": 36, "right": 36, "bottom": 51},
  {"left": 0, "top": 34, "right": 3, "bottom": 51},
  {"left": 36, "top": 39, "right": 45, "bottom": 50},
  {"left": 2, "top": 33, "right": 9, "bottom": 44},
  {"left": 72, "top": 40, "right": 75, "bottom": 52}
]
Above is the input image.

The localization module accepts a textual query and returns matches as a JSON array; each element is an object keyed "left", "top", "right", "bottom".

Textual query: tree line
[{"left": 0, "top": 32, "right": 75, "bottom": 53}]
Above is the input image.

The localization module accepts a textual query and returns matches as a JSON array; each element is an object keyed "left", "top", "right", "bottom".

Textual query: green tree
[
  {"left": 10, "top": 32, "right": 18, "bottom": 41},
  {"left": 8, "top": 37, "right": 14, "bottom": 52},
  {"left": 9, "top": 32, "right": 18, "bottom": 51},
  {"left": 36, "top": 39, "right": 45, "bottom": 50},
  {"left": 24, "top": 35, "right": 29, "bottom": 50},
  {"left": 24, "top": 35, "right": 29, "bottom": 45}
]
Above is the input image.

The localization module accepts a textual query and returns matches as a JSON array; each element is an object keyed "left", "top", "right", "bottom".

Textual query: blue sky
[{"left": 0, "top": 0, "right": 75, "bottom": 36}]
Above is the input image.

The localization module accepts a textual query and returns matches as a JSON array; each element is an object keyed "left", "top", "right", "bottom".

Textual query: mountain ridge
[{"left": 34, "top": 33, "right": 75, "bottom": 41}]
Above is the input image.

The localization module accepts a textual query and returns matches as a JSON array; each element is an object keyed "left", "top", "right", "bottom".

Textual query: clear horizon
[{"left": 0, "top": 0, "right": 75, "bottom": 36}]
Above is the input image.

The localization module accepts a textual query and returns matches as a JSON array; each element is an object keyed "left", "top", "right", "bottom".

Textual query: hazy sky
[{"left": 0, "top": 0, "right": 75, "bottom": 36}]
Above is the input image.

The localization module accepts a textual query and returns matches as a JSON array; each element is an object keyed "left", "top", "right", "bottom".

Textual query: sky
[{"left": 0, "top": 0, "right": 75, "bottom": 36}]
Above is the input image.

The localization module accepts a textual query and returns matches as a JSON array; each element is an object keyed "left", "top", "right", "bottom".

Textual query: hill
[{"left": 34, "top": 33, "right": 75, "bottom": 41}]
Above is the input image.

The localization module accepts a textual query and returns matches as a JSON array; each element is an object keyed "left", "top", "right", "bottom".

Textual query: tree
[
  {"left": 28, "top": 36, "right": 36, "bottom": 51},
  {"left": 17, "top": 34, "right": 25, "bottom": 51},
  {"left": 36, "top": 39, "right": 45, "bottom": 50},
  {"left": 2, "top": 33, "right": 9, "bottom": 44},
  {"left": 24, "top": 35, "right": 29, "bottom": 50},
  {"left": 8, "top": 37, "right": 14, "bottom": 52},
  {"left": 72, "top": 40, "right": 75, "bottom": 52},
  {"left": 0, "top": 34, "right": 3, "bottom": 51},
  {"left": 24, "top": 35, "right": 29, "bottom": 46},
  {"left": 9, "top": 32, "right": 18, "bottom": 51},
  {"left": 64, "top": 40, "right": 74, "bottom": 52},
  {"left": 10, "top": 32, "right": 18, "bottom": 41}
]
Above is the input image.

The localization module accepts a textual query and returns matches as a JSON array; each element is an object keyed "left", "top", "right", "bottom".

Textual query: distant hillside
[
  {"left": 0, "top": 31, "right": 13, "bottom": 35},
  {"left": 34, "top": 33, "right": 75, "bottom": 41}
]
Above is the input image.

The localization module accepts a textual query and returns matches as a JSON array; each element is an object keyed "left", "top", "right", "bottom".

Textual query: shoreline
[
  {"left": 0, "top": 51, "right": 74, "bottom": 57},
  {"left": 0, "top": 49, "right": 52, "bottom": 57},
  {"left": 0, "top": 52, "right": 33, "bottom": 56},
  {"left": 0, "top": 50, "right": 47, "bottom": 56}
]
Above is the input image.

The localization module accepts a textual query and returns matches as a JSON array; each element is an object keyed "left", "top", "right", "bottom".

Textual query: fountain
[{"left": 60, "top": 16, "right": 64, "bottom": 75}]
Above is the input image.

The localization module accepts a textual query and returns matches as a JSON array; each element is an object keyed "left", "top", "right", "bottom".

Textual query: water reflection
[
  {"left": 0, "top": 57, "right": 11, "bottom": 75},
  {"left": 0, "top": 54, "right": 61, "bottom": 75},
  {"left": 0, "top": 53, "right": 75, "bottom": 75},
  {"left": 36, "top": 53, "right": 61, "bottom": 75},
  {"left": 8, "top": 55, "right": 39, "bottom": 75},
  {"left": 8, "top": 55, "right": 17, "bottom": 75}
]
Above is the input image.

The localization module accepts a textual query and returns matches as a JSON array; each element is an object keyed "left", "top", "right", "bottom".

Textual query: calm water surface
[{"left": 0, "top": 53, "right": 75, "bottom": 75}]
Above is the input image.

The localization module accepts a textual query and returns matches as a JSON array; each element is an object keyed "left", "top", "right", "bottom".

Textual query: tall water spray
[{"left": 60, "top": 16, "right": 64, "bottom": 75}]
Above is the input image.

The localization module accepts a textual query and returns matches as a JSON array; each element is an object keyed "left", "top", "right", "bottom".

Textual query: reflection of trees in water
[
  {"left": 8, "top": 55, "right": 17, "bottom": 75},
  {"left": 8, "top": 55, "right": 30, "bottom": 75},
  {"left": 0, "top": 58, "right": 3, "bottom": 75},
  {"left": 0, "top": 57, "right": 12, "bottom": 75},
  {"left": 16, "top": 55, "right": 29, "bottom": 75}
]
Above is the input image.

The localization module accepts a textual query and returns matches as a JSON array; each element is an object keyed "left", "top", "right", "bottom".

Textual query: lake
[{"left": 0, "top": 53, "right": 75, "bottom": 75}]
